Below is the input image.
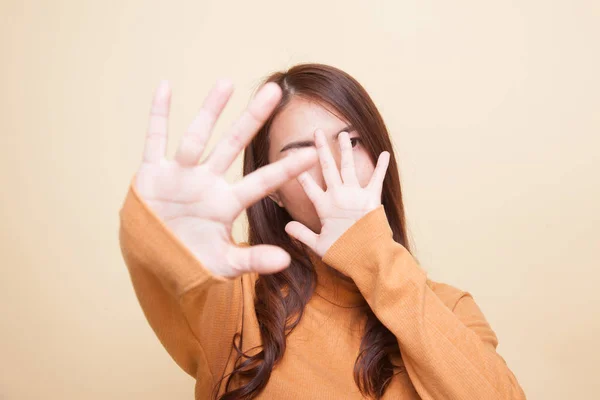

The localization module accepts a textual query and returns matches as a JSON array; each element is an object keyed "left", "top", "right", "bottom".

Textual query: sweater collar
[{"left": 307, "top": 249, "right": 367, "bottom": 308}]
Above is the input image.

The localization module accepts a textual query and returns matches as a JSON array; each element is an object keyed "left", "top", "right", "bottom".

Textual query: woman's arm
[
  {"left": 117, "top": 78, "right": 318, "bottom": 388},
  {"left": 322, "top": 205, "right": 526, "bottom": 400},
  {"left": 119, "top": 178, "right": 250, "bottom": 384}
]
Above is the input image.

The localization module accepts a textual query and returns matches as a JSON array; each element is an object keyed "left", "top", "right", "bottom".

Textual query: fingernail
[
  {"left": 261, "top": 82, "right": 282, "bottom": 100},
  {"left": 157, "top": 80, "right": 170, "bottom": 97},
  {"left": 275, "top": 250, "right": 291, "bottom": 265},
  {"left": 215, "top": 78, "right": 233, "bottom": 91}
]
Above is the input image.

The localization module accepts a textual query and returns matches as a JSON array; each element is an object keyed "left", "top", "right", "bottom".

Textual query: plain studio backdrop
[{"left": 1, "top": 1, "right": 598, "bottom": 399}]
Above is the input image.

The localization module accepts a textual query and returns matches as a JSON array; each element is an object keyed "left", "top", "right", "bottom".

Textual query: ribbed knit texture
[{"left": 119, "top": 178, "right": 526, "bottom": 399}]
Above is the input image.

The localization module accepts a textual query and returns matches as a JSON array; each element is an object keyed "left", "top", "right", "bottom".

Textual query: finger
[
  {"left": 231, "top": 148, "right": 318, "bottom": 212},
  {"left": 226, "top": 243, "right": 291, "bottom": 276},
  {"left": 339, "top": 131, "right": 359, "bottom": 185},
  {"left": 205, "top": 82, "right": 282, "bottom": 175},
  {"left": 297, "top": 171, "right": 326, "bottom": 208},
  {"left": 315, "top": 129, "right": 342, "bottom": 188},
  {"left": 174, "top": 79, "right": 234, "bottom": 166},
  {"left": 367, "top": 151, "right": 391, "bottom": 194},
  {"left": 285, "top": 221, "right": 318, "bottom": 252},
  {"left": 143, "top": 80, "right": 171, "bottom": 163}
]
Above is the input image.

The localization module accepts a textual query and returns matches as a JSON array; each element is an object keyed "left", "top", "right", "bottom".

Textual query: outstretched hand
[
  {"left": 284, "top": 129, "right": 390, "bottom": 258},
  {"left": 134, "top": 80, "right": 319, "bottom": 278}
]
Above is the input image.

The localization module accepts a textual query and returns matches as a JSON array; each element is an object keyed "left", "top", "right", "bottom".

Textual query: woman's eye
[{"left": 350, "top": 138, "right": 361, "bottom": 148}]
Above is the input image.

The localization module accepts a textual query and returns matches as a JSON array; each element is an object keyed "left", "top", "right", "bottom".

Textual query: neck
[{"left": 306, "top": 248, "right": 367, "bottom": 308}]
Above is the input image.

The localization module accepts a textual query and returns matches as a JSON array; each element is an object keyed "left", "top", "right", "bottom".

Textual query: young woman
[{"left": 119, "top": 64, "right": 526, "bottom": 399}]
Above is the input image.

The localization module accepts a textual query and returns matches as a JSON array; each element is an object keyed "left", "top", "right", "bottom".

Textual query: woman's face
[{"left": 267, "top": 96, "right": 376, "bottom": 234}]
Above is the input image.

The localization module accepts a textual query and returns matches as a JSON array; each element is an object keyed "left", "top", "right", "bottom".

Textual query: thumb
[
  {"left": 285, "top": 221, "right": 318, "bottom": 252},
  {"left": 226, "top": 244, "right": 291, "bottom": 276}
]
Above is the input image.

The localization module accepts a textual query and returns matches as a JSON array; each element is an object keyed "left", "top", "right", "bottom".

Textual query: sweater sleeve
[
  {"left": 118, "top": 177, "right": 253, "bottom": 387},
  {"left": 322, "top": 205, "right": 526, "bottom": 400}
]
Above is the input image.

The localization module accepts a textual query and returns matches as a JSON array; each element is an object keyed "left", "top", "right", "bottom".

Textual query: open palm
[
  {"left": 134, "top": 80, "right": 318, "bottom": 278},
  {"left": 285, "top": 129, "right": 390, "bottom": 258}
]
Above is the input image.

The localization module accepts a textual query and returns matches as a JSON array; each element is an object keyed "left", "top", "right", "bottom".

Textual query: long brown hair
[{"left": 215, "top": 63, "right": 415, "bottom": 399}]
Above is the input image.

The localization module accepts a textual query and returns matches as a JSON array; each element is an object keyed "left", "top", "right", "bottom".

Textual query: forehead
[{"left": 269, "top": 96, "right": 349, "bottom": 149}]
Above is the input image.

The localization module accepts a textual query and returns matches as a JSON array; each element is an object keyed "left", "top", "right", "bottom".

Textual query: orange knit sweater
[{"left": 118, "top": 179, "right": 526, "bottom": 399}]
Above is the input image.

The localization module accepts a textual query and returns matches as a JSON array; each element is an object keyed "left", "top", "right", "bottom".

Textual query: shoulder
[{"left": 426, "top": 278, "right": 469, "bottom": 311}]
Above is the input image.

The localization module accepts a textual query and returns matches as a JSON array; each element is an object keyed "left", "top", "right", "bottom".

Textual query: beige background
[{"left": 1, "top": 0, "right": 598, "bottom": 399}]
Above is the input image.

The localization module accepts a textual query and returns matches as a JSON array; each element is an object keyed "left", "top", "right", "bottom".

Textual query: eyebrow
[{"left": 279, "top": 125, "right": 356, "bottom": 153}]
